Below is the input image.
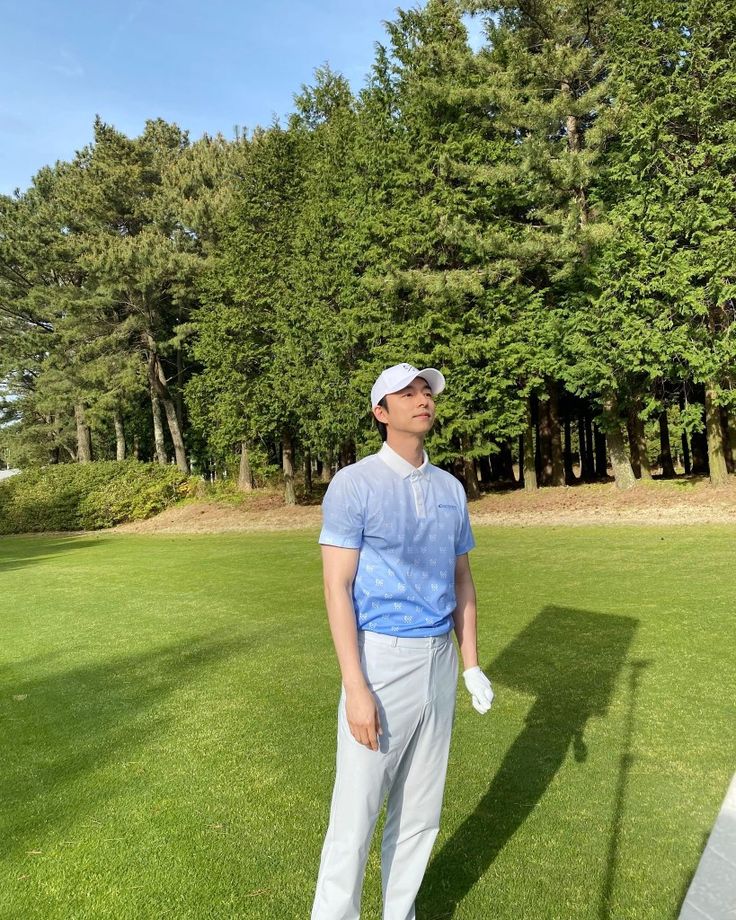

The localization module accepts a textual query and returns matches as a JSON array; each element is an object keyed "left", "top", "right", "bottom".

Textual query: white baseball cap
[{"left": 371, "top": 363, "right": 446, "bottom": 408}]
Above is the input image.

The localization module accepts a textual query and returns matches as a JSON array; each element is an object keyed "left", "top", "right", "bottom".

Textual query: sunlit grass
[{"left": 1, "top": 527, "right": 734, "bottom": 919}]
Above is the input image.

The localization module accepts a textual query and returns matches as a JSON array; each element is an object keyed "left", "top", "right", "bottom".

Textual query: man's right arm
[{"left": 321, "top": 545, "right": 381, "bottom": 751}]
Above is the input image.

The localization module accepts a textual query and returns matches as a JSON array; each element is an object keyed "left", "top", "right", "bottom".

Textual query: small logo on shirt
[{"left": 438, "top": 503, "right": 458, "bottom": 510}]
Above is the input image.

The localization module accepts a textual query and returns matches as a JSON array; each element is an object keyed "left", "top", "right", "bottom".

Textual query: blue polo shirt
[{"left": 318, "top": 442, "right": 475, "bottom": 637}]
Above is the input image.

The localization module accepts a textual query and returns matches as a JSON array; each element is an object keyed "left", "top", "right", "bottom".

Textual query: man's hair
[{"left": 374, "top": 396, "right": 388, "bottom": 442}]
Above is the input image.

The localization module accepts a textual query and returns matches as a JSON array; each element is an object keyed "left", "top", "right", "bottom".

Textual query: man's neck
[{"left": 385, "top": 432, "right": 425, "bottom": 468}]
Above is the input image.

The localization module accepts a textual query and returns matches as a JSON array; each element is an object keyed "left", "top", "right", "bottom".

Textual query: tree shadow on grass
[
  {"left": 0, "top": 534, "right": 105, "bottom": 573},
  {"left": 419, "top": 606, "right": 639, "bottom": 918},
  {"left": 0, "top": 631, "right": 253, "bottom": 859}
]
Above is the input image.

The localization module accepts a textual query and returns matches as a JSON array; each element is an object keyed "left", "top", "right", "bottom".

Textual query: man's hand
[
  {"left": 463, "top": 666, "right": 494, "bottom": 714},
  {"left": 346, "top": 685, "right": 382, "bottom": 751}
]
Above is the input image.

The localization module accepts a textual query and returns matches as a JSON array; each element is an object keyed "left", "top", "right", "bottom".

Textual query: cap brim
[{"left": 415, "top": 368, "right": 445, "bottom": 396}]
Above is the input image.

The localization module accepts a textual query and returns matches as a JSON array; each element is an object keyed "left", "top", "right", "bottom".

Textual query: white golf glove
[{"left": 463, "top": 666, "right": 494, "bottom": 714}]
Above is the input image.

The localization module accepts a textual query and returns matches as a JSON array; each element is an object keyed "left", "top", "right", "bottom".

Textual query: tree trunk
[
  {"left": 499, "top": 442, "right": 516, "bottom": 484},
  {"left": 537, "top": 384, "right": 564, "bottom": 486},
  {"left": 490, "top": 446, "right": 514, "bottom": 484},
  {"left": 636, "top": 413, "right": 653, "bottom": 480},
  {"left": 518, "top": 434, "right": 525, "bottom": 488},
  {"left": 678, "top": 391, "right": 691, "bottom": 474},
  {"left": 304, "top": 450, "right": 313, "bottom": 496},
  {"left": 321, "top": 453, "right": 333, "bottom": 483},
  {"left": 339, "top": 441, "right": 355, "bottom": 469},
  {"left": 150, "top": 390, "right": 167, "bottom": 464},
  {"left": 720, "top": 407, "right": 734, "bottom": 474},
  {"left": 478, "top": 455, "right": 493, "bottom": 485},
  {"left": 175, "top": 346, "right": 185, "bottom": 426},
  {"left": 728, "top": 410, "right": 736, "bottom": 470},
  {"left": 238, "top": 440, "right": 254, "bottom": 491},
  {"left": 563, "top": 414, "right": 576, "bottom": 484},
  {"left": 627, "top": 413, "right": 640, "bottom": 478},
  {"left": 577, "top": 417, "right": 586, "bottom": 479},
  {"left": 658, "top": 410, "right": 676, "bottom": 479},
  {"left": 691, "top": 429, "right": 708, "bottom": 474},
  {"left": 627, "top": 403, "right": 652, "bottom": 480},
  {"left": 461, "top": 436, "right": 481, "bottom": 500},
  {"left": 48, "top": 414, "right": 61, "bottom": 464},
  {"left": 155, "top": 355, "right": 188, "bottom": 473},
  {"left": 579, "top": 414, "right": 596, "bottom": 482},
  {"left": 74, "top": 403, "right": 92, "bottom": 463},
  {"left": 705, "top": 385, "right": 729, "bottom": 486},
  {"left": 537, "top": 393, "right": 552, "bottom": 486},
  {"left": 161, "top": 395, "right": 189, "bottom": 473},
  {"left": 547, "top": 380, "right": 565, "bottom": 486},
  {"left": 147, "top": 346, "right": 188, "bottom": 472},
  {"left": 602, "top": 396, "right": 636, "bottom": 490},
  {"left": 132, "top": 434, "right": 141, "bottom": 461},
  {"left": 283, "top": 431, "right": 297, "bottom": 505},
  {"left": 688, "top": 387, "right": 708, "bottom": 474},
  {"left": 594, "top": 423, "right": 608, "bottom": 478},
  {"left": 114, "top": 407, "right": 126, "bottom": 461},
  {"left": 523, "top": 396, "right": 538, "bottom": 492}
]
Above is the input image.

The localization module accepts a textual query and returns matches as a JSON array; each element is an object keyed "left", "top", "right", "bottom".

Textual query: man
[{"left": 311, "top": 363, "right": 494, "bottom": 920}]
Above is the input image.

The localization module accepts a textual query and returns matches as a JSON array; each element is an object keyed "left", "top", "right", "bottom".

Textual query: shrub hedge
[{"left": 0, "top": 461, "right": 196, "bottom": 534}]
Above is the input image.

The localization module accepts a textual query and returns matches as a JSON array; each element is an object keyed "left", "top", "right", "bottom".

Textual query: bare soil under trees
[{"left": 115, "top": 475, "right": 736, "bottom": 533}]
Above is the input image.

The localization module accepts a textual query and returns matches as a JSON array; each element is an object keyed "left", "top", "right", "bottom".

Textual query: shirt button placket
[{"left": 410, "top": 472, "right": 425, "bottom": 519}]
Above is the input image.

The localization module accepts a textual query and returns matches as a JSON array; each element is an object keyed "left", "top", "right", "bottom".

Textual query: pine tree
[
  {"left": 190, "top": 125, "right": 306, "bottom": 501},
  {"left": 57, "top": 118, "right": 202, "bottom": 472},
  {"left": 472, "top": 0, "right": 638, "bottom": 488},
  {"left": 342, "top": 0, "right": 543, "bottom": 493},
  {"left": 593, "top": 0, "right": 736, "bottom": 485}
]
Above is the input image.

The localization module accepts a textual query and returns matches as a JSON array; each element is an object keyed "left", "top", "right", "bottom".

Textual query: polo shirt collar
[{"left": 378, "top": 442, "right": 430, "bottom": 479}]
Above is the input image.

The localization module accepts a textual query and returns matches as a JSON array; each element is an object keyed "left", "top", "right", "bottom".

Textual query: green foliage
[
  {"left": 0, "top": 461, "right": 194, "bottom": 533},
  {"left": 3, "top": 0, "right": 736, "bottom": 494},
  {"left": 186, "top": 125, "right": 305, "bottom": 458},
  {"left": 347, "top": 0, "right": 545, "bottom": 461},
  {"left": 591, "top": 0, "right": 736, "bottom": 408}
]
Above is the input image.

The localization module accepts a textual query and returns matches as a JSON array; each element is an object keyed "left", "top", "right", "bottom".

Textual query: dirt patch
[
  {"left": 115, "top": 501, "right": 322, "bottom": 534},
  {"left": 113, "top": 476, "right": 736, "bottom": 533},
  {"left": 471, "top": 477, "right": 736, "bottom": 526}
]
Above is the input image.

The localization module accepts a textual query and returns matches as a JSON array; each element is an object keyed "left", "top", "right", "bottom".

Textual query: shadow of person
[{"left": 418, "top": 605, "right": 638, "bottom": 917}]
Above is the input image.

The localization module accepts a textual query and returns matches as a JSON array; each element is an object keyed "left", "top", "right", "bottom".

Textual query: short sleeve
[
  {"left": 455, "top": 493, "right": 475, "bottom": 556},
  {"left": 318, "top": 470, "right": 364, "bottom": 549}
]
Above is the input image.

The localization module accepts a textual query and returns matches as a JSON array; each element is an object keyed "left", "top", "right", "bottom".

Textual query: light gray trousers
[{"left": 311, "top": 630, "right": 458, "bottom": 920}]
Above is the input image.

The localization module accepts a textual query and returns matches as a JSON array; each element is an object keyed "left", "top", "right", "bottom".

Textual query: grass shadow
[
  {"left": 419, "top": 606, "right": 638, "bottom": 918},
  {"left": 0, "top": 631, "right": 253, "bottom": 859},
  {"left": 0, "top": 535, "right": 106, "bottom": 573}
]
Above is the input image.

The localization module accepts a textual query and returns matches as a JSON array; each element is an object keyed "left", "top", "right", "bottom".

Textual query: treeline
[{"left": 1, "top": 0, "right": 735, "bottom": 501}]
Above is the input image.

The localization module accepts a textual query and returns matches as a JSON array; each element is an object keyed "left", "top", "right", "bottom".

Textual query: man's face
[{"left": 374, "top": 376, "right": 435, "bottom": 436}]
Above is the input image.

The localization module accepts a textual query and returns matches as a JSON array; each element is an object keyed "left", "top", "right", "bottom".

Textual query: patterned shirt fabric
[{"left": 318, "top": 442, "right": 475, "bottom": 637}]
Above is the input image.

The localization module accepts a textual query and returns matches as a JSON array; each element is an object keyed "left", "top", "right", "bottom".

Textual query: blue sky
[{"left": 1, "top": 1, "right": 486, "bottom": 196}]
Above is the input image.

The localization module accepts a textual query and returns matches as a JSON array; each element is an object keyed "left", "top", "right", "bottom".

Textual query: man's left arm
[
  {"left": 454, "top": 553, "right": 479, "bottom": 670},
  {"left": 454, "top": 553, "right": 494, "bottom": 714}
]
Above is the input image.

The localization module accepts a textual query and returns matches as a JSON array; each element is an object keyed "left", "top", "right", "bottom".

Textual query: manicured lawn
[{"left": 1, "top": 527, "right": 734, "bottom": 919}]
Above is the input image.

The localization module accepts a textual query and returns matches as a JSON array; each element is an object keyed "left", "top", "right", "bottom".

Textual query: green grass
[{"left": 1, "top": 526, "right": 734, "bottom": 919}]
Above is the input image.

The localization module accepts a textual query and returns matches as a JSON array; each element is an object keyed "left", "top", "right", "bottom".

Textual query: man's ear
[{"left": 373, "top": 404, "right": 388, "bottom": 424}]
